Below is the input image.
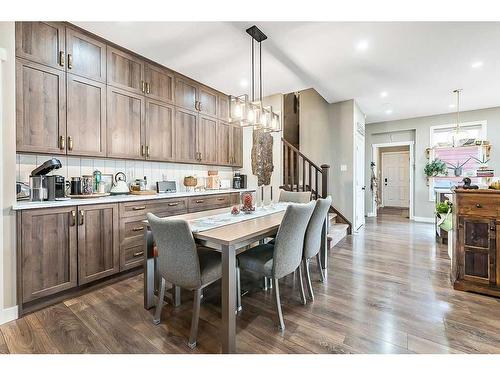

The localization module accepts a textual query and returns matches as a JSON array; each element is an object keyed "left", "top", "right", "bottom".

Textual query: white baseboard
[
  {"left": 0, "top": 305, "right": 18, "bottom": 325},
  {"left": 367, "top": 212, "right": 376, "bottom": 217},
  {"left": 413, "top": 216, "right": 435, "bottom": 223}
]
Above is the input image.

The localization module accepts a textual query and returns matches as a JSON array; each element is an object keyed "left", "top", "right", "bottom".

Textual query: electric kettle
[{"left": 110, "top": 172, "right": 130, "bottom": 195}]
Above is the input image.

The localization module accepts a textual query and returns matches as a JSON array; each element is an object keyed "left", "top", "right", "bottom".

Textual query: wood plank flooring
[{"left": 2, "top": 214, "right": 500, "bottom": 354}]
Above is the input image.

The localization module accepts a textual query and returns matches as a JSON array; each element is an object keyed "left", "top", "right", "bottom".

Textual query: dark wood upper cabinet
[
  {"left": 145, "top": 99, "right": 175, "bottom": 161},
  {"left": 198, "top": 115, "right": 218, "bottom": 164},
  {"left": 16, "top": 58, "right": 66, "bottom": 154},
  {"left": 66, "top": 74, "right": 106, "bottom": 157},
  {"left": 175, "top": 76, "right": 198, "bottom": 112},
  {"left": 145, "top": 63, "right": 174, "bottom": 104},
  {"left": 231, "top": 125, "right": 243, "bottom": 167},
  {"left": 217, "top": 121, "right": 231, "bottom": 166},
  {"left": 106, "top": 86, "right": 145, "bottom": 159},
  {"left": 15, "top": 22, "right": 65, "bottom": 70},
  {"left": 19, "top": 207, "right": 77, "bottom": 303},
  {"left": 218, "top": 94, "right": 230, "bottom": 122},
  {"left": 66, "top": 28, "right": 106, "bottom": 83},
  {"left": 77, "top": 204, "right": 119, "bottom": 285},
  {"left": 175, "top": 108, "right": 198, "bottom": 163},
  {"left": 199, "top": 86, "right": 218, "bottom": 118},
  {"left": 107, "top": 46, "right": 145, "bottom": 95}
]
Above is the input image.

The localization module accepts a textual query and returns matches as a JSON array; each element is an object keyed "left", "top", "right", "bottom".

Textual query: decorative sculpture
[{"left": 251, "top": 129, "right": 274, "bottom": 186}]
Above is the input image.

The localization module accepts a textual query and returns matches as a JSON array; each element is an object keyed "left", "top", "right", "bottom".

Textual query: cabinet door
[
  {"left": 145, "top": 99, "right": 175, "bottom": 161},
  {"left": 174, "top": 108, "right": 198, "bottom": 163},
  {"left": 106, "top": 86, "right": 145, "bottom": 159},
  {"left": 218, "top": 94, "right": 230, "bottom": 122},
  {"left": 16, "top": 58, "right": 66, "bottom": 154},
  {"left": 174, "top": 76, "right": 198, "bottom": 112},
  {"left": 231, "top": 125, "right": 243, "bottom": 167},
  {"left": 19, "top": 207, "right": 77, "bottom": 303},
  {"left": 199, "top": 86, "right": 218, "bottom": 118},
  {"left": 217, "top": 121, "right": 232, "bottom": 166},
  {"left": 459, "top": 217, "right": 496, "bottom": 285},
  {"left": 67, "top": 74, "right": 106, "bottom": 157},
  {"left": 77, "top": 204, "right": 119, "bottom": 285},
  {"left": 107, "top": 46, "right": 145, "bottom": 94},
  {"left": 198, "top": 115, "right": 218, "bottom": 164},
  {"left": 145, "top": 63, "right": 174, "bottom": 104},
  {"left": 15, "top": 22, "right": 65, "bottom": 70},
  {"left": 66, "top": 28, "right": 106, "bottom": 82}
]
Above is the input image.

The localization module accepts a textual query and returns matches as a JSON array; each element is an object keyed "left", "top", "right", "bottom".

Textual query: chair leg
[
  {"left": 236, "top": 266, "right": 242, "bottom": 312},
  {"left": 263, "top": 276, "right": 268, "bottom": 291},
  {"left": 297, "top": 265, "right": 307, "bottom": 305},
  {"left": 273, "top": 278, "right": 285, "bottom": 331},
  {"left": 316, "top": 253, "right": 325, "bottom": 283},
  {"left": 304, "top": 259, "right": 314, "bottom": 301},
  {"left": 188, "top": 289, "right": 202, "bottom": 349},
  {"left": 153, "top": 277, "right": 166, "bottom": 325}
]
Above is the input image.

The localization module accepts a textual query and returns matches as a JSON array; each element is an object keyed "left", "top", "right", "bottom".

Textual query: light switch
[{"left": 340, "top": 164, "right": 347, "bottom": 172}]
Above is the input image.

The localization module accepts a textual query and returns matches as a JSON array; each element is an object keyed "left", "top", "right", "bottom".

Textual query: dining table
[{"left": 142, "top": 202, "right": 327, "bottom": 354}]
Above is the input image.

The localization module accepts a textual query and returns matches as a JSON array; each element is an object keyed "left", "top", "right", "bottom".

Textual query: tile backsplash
[{"left": 17, "top": 154, "right": 236, "bottom": 192}]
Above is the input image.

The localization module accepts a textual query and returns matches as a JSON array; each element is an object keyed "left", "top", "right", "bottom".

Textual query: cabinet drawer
[
  {"left": 119, "top": 198, "right": 187, "bottom": 218},
  {"left": 458, "top": 195, "right": 499, "bottom": 217},
  {"left": 187, "top": 194, "right": 231, "bottom": 212},
  {"left": 120, "top": 243, "right": 144, "bottom": 271}
]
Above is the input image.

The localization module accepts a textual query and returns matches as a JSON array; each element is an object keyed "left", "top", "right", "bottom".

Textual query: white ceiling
[{"left": 74, "top": 22, "right": 500, "bottom": 123}]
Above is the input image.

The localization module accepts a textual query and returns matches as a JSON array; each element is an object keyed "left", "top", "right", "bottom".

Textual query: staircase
[{"left": 281, "top": 138, "right": 351, "bottom": 248}]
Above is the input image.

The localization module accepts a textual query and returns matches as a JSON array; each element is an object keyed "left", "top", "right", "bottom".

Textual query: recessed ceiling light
[
  {"left": 380, "top": 91, "right": 388, "bottom": 98},
  {"left": 240, "top": 79, "right": 248, "bottom": 88},
  {"left": 385, "top": 109, "right": 393, "bottom": 115},
  {"left": 471, "top": 61, "right": 483, "bottom": 68},
  {"left": 355, "top": 40, "right": 369, "bottom": 51},
  {"left": 449, "top": 104, "right": 456, "bottom": 108}
]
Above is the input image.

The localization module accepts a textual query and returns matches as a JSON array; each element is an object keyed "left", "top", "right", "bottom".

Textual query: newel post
[{"left": 320, "top": 164, "right": 330, "bottom": 198}]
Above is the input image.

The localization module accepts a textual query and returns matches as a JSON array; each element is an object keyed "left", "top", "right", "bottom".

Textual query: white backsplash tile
[{"left": 17, "top": 154, "right": 239, "bottom": 192}]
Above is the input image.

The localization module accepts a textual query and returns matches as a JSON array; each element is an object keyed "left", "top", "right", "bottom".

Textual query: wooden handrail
[{"left": 282, "top": 138, "right": 322, "bottom": 172}]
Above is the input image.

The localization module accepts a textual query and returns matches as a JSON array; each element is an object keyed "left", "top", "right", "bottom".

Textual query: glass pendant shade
[{"left": 229, "top": 95, "right": 248, "bottom": 125}]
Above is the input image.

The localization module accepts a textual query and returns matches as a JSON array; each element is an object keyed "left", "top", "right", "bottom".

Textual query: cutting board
[{"left": 130, "top": 190, "right": 157, "bottom": 196}]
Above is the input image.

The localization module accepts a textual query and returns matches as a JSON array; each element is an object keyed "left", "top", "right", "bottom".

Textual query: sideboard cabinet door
[{"left": 19, "top": 207, "right": 77, "bottom": 303}]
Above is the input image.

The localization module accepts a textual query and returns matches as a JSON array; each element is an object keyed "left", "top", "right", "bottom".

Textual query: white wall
[
  {"left": 365, "top": 106, "right": 500, "bottom": 219},
  {"left": 0, "top": 22, "right": 17, "bottom": 324}
]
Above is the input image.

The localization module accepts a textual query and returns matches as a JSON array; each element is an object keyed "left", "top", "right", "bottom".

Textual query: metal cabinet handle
[
  {"left": 71, "top": 210, "right": 76, "bottom": 226},
  {"left": 141, "top": 80, "right": 146, "bottom": 93},
  {"left": 146, "top": 82, "right": 150, "bottom": 94},
  {"left": 132, "top": 206, "right": 146, "bottom": 211},
  {"left": 196, "top": 200, "right": 204, "bottom": 203},
  {"left": 59, "top": 135, "right": 65, "bottom": 150},
  {"left": 168, "top": 202, "right": 179, "bottom": 206},
  {"left": 67, "top": 53, "right": 73, "bottom": 69},
  {"left": 68, "top": 136, "right": 73, "bottom": 151},
  {"left": 217, "top": 197, "right": 225, "bottom": 201},
  {"left": 133, "top": 251, "right": 144, "bottom": 257},
  {"left": 141, "top": 144, "right": 145, "bottom": 156},
  {"left": 198, "top": 101, "right": 202, "bottom": 111},
  {"left": 146, "top": 145, "right": 150, "bottom": 158},
  {"left": 59, "top": 51, "right": 65, "bottom": 67},
  {"left": 476, "top": 203, "right": 482, "bottom": 208},
  {"left": 132, "top": 226, "right": 144, "bottom": 232},
  {"left": 78, "top": 210, "right": 84, "bottom": 225}
]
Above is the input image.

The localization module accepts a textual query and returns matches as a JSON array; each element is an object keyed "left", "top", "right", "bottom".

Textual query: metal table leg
[
  {"left": 221, "top": 244, "right": 237, "bottom": 353},
  {"left": 144, "top": 228, "right": 155, "bottom": 309}
]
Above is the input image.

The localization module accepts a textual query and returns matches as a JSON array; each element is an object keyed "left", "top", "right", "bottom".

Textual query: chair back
[
  {"left": 303, "top": 196, "right": 332, "bottom": 259},
  {"left": 147, "top": 213, "right": 202, "bottom": 289},
  {"left": 273, "top": 201, "right": 316, "bottom": 279},
  {"left": 278, "top": 189, "right": 311, "bottom": 203}
]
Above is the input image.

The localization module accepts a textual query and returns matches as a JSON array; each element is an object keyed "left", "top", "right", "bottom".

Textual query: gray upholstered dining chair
[
  {"left": 237, "top": 201, "right": 316, "bottom": 331},
  {"left": 278, "top": 189, "right": 311, "bottom": 203},
  {"left": 147, "top": 213, "right": 222, "bottom": 349},
  {"left": 302, "top": 196, "right": 332, "bottom": 301}
]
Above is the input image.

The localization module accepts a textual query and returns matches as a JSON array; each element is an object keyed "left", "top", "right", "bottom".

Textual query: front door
[
  {"left": 382, "top": 152, "right": 410, "bottom": 207},
  {"left": 355, "top": 131, "right": 365, "bottom": 230}
]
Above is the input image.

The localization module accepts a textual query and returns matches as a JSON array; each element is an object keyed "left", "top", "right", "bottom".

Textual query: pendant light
[
  {"left": 452, "top": 89, "right": 468, "bottom": 147},
  {"left": 229, "top": 25, "right": 281, "bottom": 132}
]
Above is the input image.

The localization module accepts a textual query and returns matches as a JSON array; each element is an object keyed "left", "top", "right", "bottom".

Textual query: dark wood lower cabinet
[
  {"left": 18, "top": 207, "right": 77, "bottom": 303},
  {"left": 77, "top": 203, "right": 120, "bottom": 285}
]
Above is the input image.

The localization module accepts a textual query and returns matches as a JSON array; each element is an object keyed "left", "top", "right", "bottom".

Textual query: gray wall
[{"left": 365, "top": 106, "right": 500, "bottom": 219}]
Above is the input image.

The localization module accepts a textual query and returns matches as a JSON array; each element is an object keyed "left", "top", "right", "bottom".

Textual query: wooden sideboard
[
  {"left": 452, "top": 189, "right": 500, "bottom": 297},
  {"left": 15, "top": 21, "right": 242, "bottom": 168},
  {"left": 16, "top": 191, "right": 241, "bottom": 315}
]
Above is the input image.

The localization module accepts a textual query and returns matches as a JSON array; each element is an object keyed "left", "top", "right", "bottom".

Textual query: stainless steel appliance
[
  {"left": 30, "top": 158, "right": 62, "bottom": 201},
  {"left": 233, "top": 172, "right": 241, "bottom": 189},
  {"left": 156, "top": 180, "right": 177, "bottom": 194},
  {"left": 16, "top": 182, "right": 30, "bottom": 201},
  {"left": 46, "top": 175, "right": 66, "bottom": 200},
  {"left": 30, "top": 176, "right": 47, "bottom": 201},
  {"left": 239, "top": 174, "right": 247, "bottom": 189}
]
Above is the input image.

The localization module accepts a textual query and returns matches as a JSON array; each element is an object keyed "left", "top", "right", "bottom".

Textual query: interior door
[
  {"left": 354, "top": 131, "right": 365, "bottom": 230},
  {"left": 382, "top": 152, "right": 410, "bottom": 207}
]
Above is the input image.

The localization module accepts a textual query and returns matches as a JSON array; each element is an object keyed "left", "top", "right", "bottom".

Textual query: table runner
[{"left": 189, "top": 202, "right": 289, "bottom": 233}]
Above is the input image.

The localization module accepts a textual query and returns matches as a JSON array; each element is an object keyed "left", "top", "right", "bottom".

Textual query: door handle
[
  {"left": 141, "top": 80, "right": 146, "bottom": 93},
  {"left": 70, "top": 210, "right": 76, "bottom": 226},
  {"left": 59, "top": 51, "right": 65, "bottom": 67},
  {"left": 141, "top": 144, "right": 145, "bottom": 157},
  {"left": 132, "top": 226, "right": 144, "bottom": 232},
  {"left": 361, "top": 186, "right": 366, "bottom": 190},
  {"left": 133, "top": 251, "right": 144, "bottom": 257},
  {"left": 67, "top": 53, "right": 73, "bottom": 69},
  {"left": 59, "top": 135, "right": 65, "bottom": 150},
  {"left": 146, "top": 145, "right": 150, "bottom": 158},
  {"left": 196, "top": 200, "right": 204, "bottom": 203},
  {"left": 168, "top": 202, "right": 179, "bottom": 206},
  {"left": 68, "top": 136, "right": 73, "bottom": 151},
  {"left": 132, "top": 206, "right": 146, "bottom": 211},
  {"left": 146, "top": 82, "right": 150, "bottom": 94},
  {"left": 78, "top": 210, "right": 84, "bottom": 225}
]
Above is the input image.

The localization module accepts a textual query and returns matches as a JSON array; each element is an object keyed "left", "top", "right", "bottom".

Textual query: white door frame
[
  {"left": 381, "top": 151, "right": 410, "bottom": 208},
  {"left": 370, "top": 141, "right": 414, "bottom": 220}
]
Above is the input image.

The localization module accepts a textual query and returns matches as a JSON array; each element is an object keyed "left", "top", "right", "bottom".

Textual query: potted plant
[
  {"left": 424, "top": 159, "right": 448, "bottom": 185},
  {"left": 436, "top": 201, "right": 453, "bottom": 231}
]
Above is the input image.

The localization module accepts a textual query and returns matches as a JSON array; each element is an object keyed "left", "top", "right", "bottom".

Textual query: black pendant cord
[
  {"left": 251, "top": 38, "right": 254, "bottom": 102},
  {"left": 259, "top": 41, "right": 262, "bottom": 101}
]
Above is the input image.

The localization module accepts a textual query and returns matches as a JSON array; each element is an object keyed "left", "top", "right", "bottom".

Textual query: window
[{"left": 430, "top": 122, "right": 487, "bottom": 148}]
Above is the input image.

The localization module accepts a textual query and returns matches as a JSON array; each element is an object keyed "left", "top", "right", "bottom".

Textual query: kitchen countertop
[{"left": 12, "top": 188, "right": 255, "bottom": 211}]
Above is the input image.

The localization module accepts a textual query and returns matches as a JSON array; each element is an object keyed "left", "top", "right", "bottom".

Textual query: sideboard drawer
[
  {"left": 120, "top": 243, "right": 145, "bottom": 271},
  {"left": 187, "top": 194, "right": 231, "bottom": 213},
  {"left": 458, "top": 195, "right": 499, "bottom": 217},
  {"left": 119, "top": 198, "right": 187, "bottom": 218}
]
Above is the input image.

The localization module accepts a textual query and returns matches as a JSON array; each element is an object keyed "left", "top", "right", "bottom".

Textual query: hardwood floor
[{"left": 2, "top": 215, "right": 500, "bottom": 354}]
